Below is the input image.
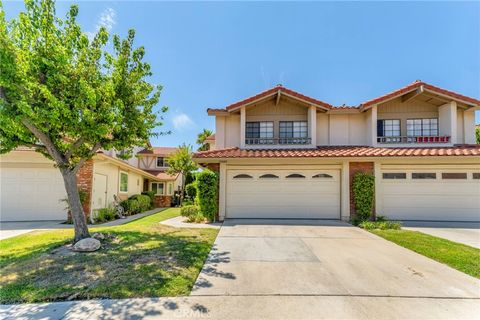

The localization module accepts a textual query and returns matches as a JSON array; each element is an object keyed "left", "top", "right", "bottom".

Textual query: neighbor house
[
  {"left": 0, "top": 146, "right": 182, "bottom": 222},
  {"left": 193, "top": 81, "right": 480, "bottom": 222}
]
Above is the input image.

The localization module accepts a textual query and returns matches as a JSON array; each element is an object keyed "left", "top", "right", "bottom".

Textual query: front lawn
[
  {"left": 0, "top": 208, "right": 218, "bottom": 304},
  {"left": 371, "top": 229, "right": 480, "bottom": 278}
]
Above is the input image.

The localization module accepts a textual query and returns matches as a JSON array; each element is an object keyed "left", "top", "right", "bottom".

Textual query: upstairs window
[
  {"left": 246, "top": 122, "right": 273, "bottom": 139},
  {"left": 279, "top": 121, "right": 308, "bottom": 138},
  {"left": 407, "top": 118, "right": 438, "bottom": 137},
  {"left": 156, "top": 157, "right": 169, "bottom": 167},
  {"left": 377, "top": 119, "right": 400, "bottom": 137}
]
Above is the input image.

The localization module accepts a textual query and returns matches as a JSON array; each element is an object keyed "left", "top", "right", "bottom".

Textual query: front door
[{"left": 92, "top": 173, "right": 108, "bottom": 210}]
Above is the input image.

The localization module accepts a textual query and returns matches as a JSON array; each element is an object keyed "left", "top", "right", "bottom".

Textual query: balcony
[
  {"left": 245, "top": 137, "right": 312, "bottom": 146},
  {"left": 377, "top": 136, "right": 451, "bottom": 144}
]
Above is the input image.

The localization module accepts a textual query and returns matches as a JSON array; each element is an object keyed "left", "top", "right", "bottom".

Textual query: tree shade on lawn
[
  {"left": 0, "top": 208, "right": 218, "bottom": 303},
  {"left": 0, "top": 0, "right": 167, "bottom": 242}
]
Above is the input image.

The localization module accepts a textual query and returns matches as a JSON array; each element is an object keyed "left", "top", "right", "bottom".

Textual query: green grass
[
  {"left": 371, "top": 229, "right": 480, "bottom": 278},
  {"left": 0, "top": 208, "right": 218, "bottom": 304}
]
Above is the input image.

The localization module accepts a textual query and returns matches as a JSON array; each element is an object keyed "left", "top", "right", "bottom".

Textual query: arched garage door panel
[{"left": 226, "top": 169, "right": 340, "bottom": 219}]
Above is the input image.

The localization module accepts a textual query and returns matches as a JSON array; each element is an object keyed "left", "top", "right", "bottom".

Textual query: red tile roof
[
  {"left": 194, "top": 145, "right": 480, "bottom": 159},
  {"left": 225, "top": 85, "right": 333, "bottom": 111},
  {"left": 143, "top": 170, "right": 179, "bottom": 181},
  {"left": 361, "top": 80, "right": 480, "bottom": 108},
  {"left": 137, "top": 147, "right": 178, "bottom": 155}
]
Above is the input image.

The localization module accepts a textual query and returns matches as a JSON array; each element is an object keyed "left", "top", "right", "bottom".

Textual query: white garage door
[
  {"left": 226, "top": 169, "right": 340, "bottom": 219},
  {"left": 0, "top": 166, "right": 67, "bottom": 221},
  {"left": 381, "top": 170, "right": 480, "bottom": 222}
]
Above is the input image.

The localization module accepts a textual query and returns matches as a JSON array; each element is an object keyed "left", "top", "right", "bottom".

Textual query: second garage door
[
  {"left": 226, "top": 169, "right": 340, "bottom": 219},
  {"left": 1, "top": 166, "right": 67, "bottom": 221}
]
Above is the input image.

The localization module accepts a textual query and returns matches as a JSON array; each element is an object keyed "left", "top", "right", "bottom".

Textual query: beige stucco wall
[
  {"left": 316, "top": 113, "right": 329, "bottom": 145},
  {"left": 457, "top": 109, "right": 464, "bottom": 143},
  {"left": 93, "top": 161, "right": 144, "bottom": 206},
  {"left": 328, "top": 114, "right": 366, "bottom": 145}
]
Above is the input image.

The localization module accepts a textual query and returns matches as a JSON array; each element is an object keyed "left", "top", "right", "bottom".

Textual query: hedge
[
  {"left": 185, "top": 182, "right": 197, "bottom": 200},
  {"left": 121, "top": 194, "right": 151, "bottom": 215},
  {"left": 352, "top": 172, "right": 375, "bottom": 221},
  {"left": 196, "top": 170, "right": 218, "bottom": 222}
]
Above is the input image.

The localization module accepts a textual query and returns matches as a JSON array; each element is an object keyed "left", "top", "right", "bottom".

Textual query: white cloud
[
  {"left": 172, "top": 113, "right": 194, "bottom": 130},
  {"left": 86, "top": 8, "right": 116, "bottom": 40}
]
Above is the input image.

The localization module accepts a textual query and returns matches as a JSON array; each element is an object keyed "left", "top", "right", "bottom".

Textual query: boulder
[{"left": 73, "top": 238, "right": 101, "bottom": 252}]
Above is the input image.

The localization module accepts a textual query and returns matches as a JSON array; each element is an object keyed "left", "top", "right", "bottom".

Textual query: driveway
[
  {"left": 190, "top": 219, "right": 480, "bottom": 318},
  {"left": 403, "top": 221, "right": 480, "bottom": 249},
  {"left": 0, "top": 221, "right": 65, "bottom": 240}
]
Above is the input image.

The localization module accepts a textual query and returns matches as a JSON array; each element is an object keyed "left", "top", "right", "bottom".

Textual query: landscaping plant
[
  {"left": 166, "top": 144, "right": 197, "bottom": 206},
  {"left": 352, "top": 172, "right": 375, "bottom": 221},
  {"left": 0, "top": 0, "right": 167, "bottom": 242},
  {"left": 196, "top": 170, "right": 218, "bottom": 222}
]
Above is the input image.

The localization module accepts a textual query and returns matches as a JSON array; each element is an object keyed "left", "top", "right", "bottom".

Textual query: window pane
[
  {"left": 412, "top": 173, "right": 436, "bottom": 179},
  {"left": 152, "top": 183, "right": 158, "bottom": 194},
  {"left": 442, "top": 173, "right": 467, "bottom": 179},
  {"left": 473, "top": 173, "right": 480, "bottom": 179},
  {"left": 382, "top": 173, "right": 407, "bottom": 179},
  {"left": 120, "top": 173, "right": 128, "bottom": 192},
  {"left": 158, "top": 183, "right": 164, "bottom": 195},
  {"left": 157, "top": 157, "right": 164, "bottom": 167},
  {"left": 259, "top": 122, "right": 273, "bottom": 138},
  {"left": 246, "top": 122, "right": 260, "bottom": 138}
]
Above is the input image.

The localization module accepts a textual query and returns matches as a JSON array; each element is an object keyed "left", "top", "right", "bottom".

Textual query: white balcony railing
[
  {"left": 377, "top": 136, "right": 451, "bottom": 144},
  {"left": 245, "top": 137, "right": 312, "bottom": 145}
]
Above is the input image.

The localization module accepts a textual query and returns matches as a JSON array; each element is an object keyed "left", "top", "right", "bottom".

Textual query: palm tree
[{"left": 197, "top": 129, "right": 213, "bottom": 151}]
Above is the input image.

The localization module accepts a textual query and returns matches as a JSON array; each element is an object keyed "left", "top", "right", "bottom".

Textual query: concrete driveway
[
  {"left": 0, "top": 221, "right": 65, "bottom": 240},
  {"left": 191, "top": 219, "right": 480, "bottom": 318},
  {"left": 403, "top": 221, "right": 480, "bottom": 249}
]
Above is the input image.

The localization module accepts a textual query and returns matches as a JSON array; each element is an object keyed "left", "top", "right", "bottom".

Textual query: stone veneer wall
[{"left": 349, "top": 161, "right": 375, "bottom": 220}]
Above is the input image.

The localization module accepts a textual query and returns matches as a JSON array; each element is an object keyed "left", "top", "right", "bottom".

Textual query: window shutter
[{"left": 377, "top": 120, "right": 384, "bottom": 137}]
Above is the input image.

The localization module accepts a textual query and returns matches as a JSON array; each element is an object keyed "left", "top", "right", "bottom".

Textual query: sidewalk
[
  {"left": 2, "top": 295, "right": 479, "bottom": 320},
  {"left": 0, "top": 208, "right": 167, "bottom": 240}
]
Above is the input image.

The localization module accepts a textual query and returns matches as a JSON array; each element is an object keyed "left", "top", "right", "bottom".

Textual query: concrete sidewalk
[
  {"left": 403, "top": 221, "right": 480, "bottom": 249},
  {"left": 0, "top": 208, "right": 166, "bottom": 240},
  {"left": 2, "top": 295, "right": 479, "bottom": 320}
]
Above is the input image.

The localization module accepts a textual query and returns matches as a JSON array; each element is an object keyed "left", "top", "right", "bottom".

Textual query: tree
[
  {"left": 196, "top": 128, "right": 213, "bottom": 151},
  {"left": 166, "top": 144, "right": 197, "bottom": 206},
  {"left": 0, "top": 1, "right": 166, "bottom": 242},
  {"left": 476, "top": 126, "right": 480, "bottom": 144}
]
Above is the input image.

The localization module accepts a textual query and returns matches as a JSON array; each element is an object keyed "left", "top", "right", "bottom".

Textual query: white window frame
[
  {"left": 151, "top": 182, "right": 165, "bottom": 195},
  {"left": 167, "top": 182, "right": 174, "bottom": 195},
  {"left": 119, "top": 171, "right": 129, "bottom": 193}
]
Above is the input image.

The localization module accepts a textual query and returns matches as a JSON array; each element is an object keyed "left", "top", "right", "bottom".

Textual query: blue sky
[{"left": 4, "top": 1, "right": 479, "bottom": 148}]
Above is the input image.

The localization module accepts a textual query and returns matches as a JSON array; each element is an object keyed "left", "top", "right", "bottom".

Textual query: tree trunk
[
  {"left": 61, "top": 169, "right": 90, "bottom": 242},
  {"left": 179, "top": 173, "right": 186, "bottom": 207}
]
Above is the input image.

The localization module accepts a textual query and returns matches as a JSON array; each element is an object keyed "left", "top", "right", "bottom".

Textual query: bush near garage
[
  {"left": 180, "top": 205, "right": 206, "bottom": 223},
  {"left": 185, "top": 182, "right": 197, "bottom": 201},
  {"left": 94, "top": 207, "right": 116, "bottom": 223},
  {"left": 196, "top": 170, "right": 218, "bottom": 222},
  {"left": 359, "top": 220, "right": 402, "bottom": 230},
  {"left": 352, "top": 172, "right": 375, "bottom": 221}
]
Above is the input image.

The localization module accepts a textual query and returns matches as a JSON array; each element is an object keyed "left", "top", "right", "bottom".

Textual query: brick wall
[
  {"left": 154, "top": 195, "right": 172, "bottom": 208},
  {"left": 349, "top": 162, "right": 375, "bottom": 219},
  {"left": 76, "top": 160, "right": 94, "bottom": 219}
]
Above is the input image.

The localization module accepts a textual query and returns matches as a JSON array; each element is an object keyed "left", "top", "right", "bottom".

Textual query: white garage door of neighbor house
[
  {"left": 226, "top": 169, "right": 341, "bottom": 219},
  {"left": 381, "top": 170, "right": 480, "bottom": 222},
  {"left": 0, "top": 166, "right": 67, "bottom": 221}
]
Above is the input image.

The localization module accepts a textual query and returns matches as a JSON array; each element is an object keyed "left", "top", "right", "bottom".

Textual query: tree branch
[
  {"left": 21, "top": 118, "right": 65, "bottom": 165},
  {"left": 72, "top": 142, "right": 102, "bottom": 174},
  {"left": 65, "top": 137, "right": 84, "bottom": 160}
]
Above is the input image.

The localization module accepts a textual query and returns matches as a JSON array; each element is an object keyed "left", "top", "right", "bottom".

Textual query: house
[
  {"left": 193, "top": 81, "right": 480, "bottom": 222},
  {"left": 0, "top": 146, "right": 182, "bottom": 222}
]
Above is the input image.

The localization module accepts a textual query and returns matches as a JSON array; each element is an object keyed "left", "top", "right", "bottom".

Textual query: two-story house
[{"left": 193, "top": 81, "right": 480, "bottom": 222}]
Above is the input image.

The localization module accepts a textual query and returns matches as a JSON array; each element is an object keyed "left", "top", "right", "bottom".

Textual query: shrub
[
  {"left": 359, "top": 220, "right": 402, "bottom": 230},
  {"left": 181, "top": 205, "right": 199, "bottom": 217},
  {"left": 95, "top": 207, "right": 116, "bottom": 223},
  {"left": 185, "top": 182, "right": 197, "bottom": 200},
  {"left": 352, "top": 172, "right": 375, "bottom": 222},
  {"left": 141, "top": 191, "right": 155, "bottom": 209},
  {"left": 196, "top": 170, "right": 218, "bottom": 222},
  {"left": 121, "top": 194, "right": 151, "bottom": 215}
]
